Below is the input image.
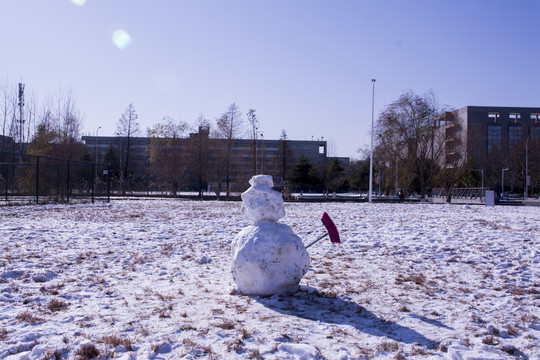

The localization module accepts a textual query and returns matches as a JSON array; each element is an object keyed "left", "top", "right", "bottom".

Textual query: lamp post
[
  {"left": 255, "top": 126, "right": 258, "bottom": 174},
  {"left": 369, "top": 79, "right": 375, "bottom": 203},
  {"left": 395, "top": 156, "right": 398, "bottom": 195},
  {"left": 94, "top": 126, "right": 101, "bottom": 186},
  {"left": 501, "top": 167, "right": 509, "bottom": 197},
  {"left": 260, "top": 133, "right": 265, "bottom": 174},
  {"left": 525, "top": 137, "right": 529, "bottom": 199},
  {"left": 472, "top": 168, "right": 484, "bottom": 199}
]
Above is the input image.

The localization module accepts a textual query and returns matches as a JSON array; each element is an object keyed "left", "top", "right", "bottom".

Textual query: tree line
[
  {"left": 3, "top": 78, "right": 536, "bottom": 200},
  {"left": 0, "top": 80, "right": 361, "bottom": 197},
  {"left": 103, "top": 103, "right": 360, "bottom": 197}
]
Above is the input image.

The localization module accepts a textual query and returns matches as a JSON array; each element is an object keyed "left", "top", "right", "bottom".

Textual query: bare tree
[
  {"left": 275, "top": 130, "right": 292, "bottom": 189},
  {"left": 57, "top": 90, "right": 83, "bottom": 159},
  {"left": 376, "top": 91, "right": 446, "bottom": 199},
  {"left": 116, "top": 103, "right": 141, "bottom": 194},
  {"left": 215, "top": 103, "right": 243, "bottom": 196},
  {"left": 187, "top": 115, "right": 211, "bottom": 198},
  {"left": 147, "top": 116, "right": 189, "bottom": 195},
  {"left": 0, "top": 79, "right": 15, "bottom": 151}
]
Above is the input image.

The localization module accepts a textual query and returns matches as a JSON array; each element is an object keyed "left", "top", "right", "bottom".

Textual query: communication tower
[{"left": 18, "top": 83, "right": 25, "bottom": 148}]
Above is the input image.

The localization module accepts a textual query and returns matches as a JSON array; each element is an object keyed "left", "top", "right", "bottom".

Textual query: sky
[{"left": 1, "top": 0, "right": 539, "bottom": 160}]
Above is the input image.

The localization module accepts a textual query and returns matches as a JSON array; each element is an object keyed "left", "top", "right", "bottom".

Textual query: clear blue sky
[{"left": 1, "top": 0, "right": 539, "bottom": 160}]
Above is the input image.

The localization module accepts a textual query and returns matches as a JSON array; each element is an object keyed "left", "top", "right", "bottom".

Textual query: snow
[{"left": 0, "top": 200, "right": 538, "bottom": 359}]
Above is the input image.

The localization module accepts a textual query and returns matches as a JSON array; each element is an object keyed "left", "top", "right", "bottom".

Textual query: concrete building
[
  {"left": 82, "top": 128, "right": 339, "bottom": 192},
  {"left": 0, "top": 135, "right": 15, "bottom": 152},
  {"left": 441, "top": 106, "right": 540, "bottom": 191}
]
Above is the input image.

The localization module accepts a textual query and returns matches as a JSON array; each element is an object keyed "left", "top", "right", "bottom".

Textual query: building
[
  {"left": 82, "top": 128, "right": 340, "bottom": 193},
  {"left": 441, "top": 106, "right": 540, "bottom": 192},
  {"left": 0, "top": 135, "right": 15, "bottom": 152}
]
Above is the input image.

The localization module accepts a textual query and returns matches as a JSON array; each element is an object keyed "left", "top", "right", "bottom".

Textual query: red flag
[{"left": 321, "top": 212, "right": 340, "bottom": 244}]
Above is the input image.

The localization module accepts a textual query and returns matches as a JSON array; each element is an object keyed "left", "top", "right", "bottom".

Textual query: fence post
[{"left": 35, "top": 156, "right": 40, "bottom": 204}]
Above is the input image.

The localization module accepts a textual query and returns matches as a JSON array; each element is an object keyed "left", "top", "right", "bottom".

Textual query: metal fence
[
  {"left": 0, "top": 150, "right": 110, "bottom": 204},
  {"left": 431, "top": 187, "right": 485, "bottom": 203}
]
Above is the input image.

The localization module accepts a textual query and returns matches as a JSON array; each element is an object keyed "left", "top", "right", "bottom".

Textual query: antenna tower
[{"left": 18, "top": 83, "right": 25, "bottom": 148}]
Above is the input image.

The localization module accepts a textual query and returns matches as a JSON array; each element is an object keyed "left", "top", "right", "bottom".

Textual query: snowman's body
[{"left": 231, "top": 175, "right": 310, "bottom": 296}]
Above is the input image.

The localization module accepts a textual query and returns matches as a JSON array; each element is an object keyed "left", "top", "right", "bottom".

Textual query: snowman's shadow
[{"left": 254, "top": 285, "right": 439, "bottom": 348}]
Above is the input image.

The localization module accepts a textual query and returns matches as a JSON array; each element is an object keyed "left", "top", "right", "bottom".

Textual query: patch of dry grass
[
  {"left": 16, "top": 311, "right": 43, "bottom": 324},
  {"left": 74, "top": 343, "right": 99, "bottom": 359},
  {"left": 377, "top": 341, "right": 399, "bottom": 352},
  {"left": 216, "top": 319, "right": 236, "bottom": 330},
  {"left": 40, "top": 348, "right": 66, "bottom": 360},
  {"left": 100, "top": 334, "right": 133, "bottom": 350},
  {"left": 47, "top": 298, "right": 69, "bottom": 312},
  {"left": 395, "top": 273, "right": 425, "bottom": 285}
]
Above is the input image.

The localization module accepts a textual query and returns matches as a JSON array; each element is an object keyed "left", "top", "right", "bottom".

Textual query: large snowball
[
  {"left": 241, "top": 175, "right": 285, "bottom": 224},
  {"left": 231, "top": 221, "right": 310, "bottom": 296}
]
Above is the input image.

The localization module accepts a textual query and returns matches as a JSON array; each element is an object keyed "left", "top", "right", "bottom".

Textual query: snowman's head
[{"left": 241, "top": 175, "right": 285, "bottom": 224}]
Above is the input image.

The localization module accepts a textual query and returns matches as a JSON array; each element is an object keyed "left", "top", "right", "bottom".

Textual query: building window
[
  {"left": 508, "top": 125, "right": 522, "bottom": 148},
  {"left": 488, "top": 125, "right": 501, "bottom": 153},
  {"left": 531, "top": 113, "right": 540, "bottom": 124},
  {"left": 509, "top": 113, "right": 521, "bottom": 124},
  {"left": 488, "top": 112, "right": 499, "bottom": 123},
  {"left": 532, "top": 126, "right": 540, "bottom": 140}
]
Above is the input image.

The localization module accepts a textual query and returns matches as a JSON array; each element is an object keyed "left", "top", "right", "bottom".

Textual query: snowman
[{"left": 231, "top": 175, "right": 310, "bottom": 296}]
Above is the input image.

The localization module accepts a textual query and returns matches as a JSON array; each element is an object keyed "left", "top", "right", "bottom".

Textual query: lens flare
[
  {"left": 112, "top": 30, "right": 132, "bottom": 50},
  {"left": 70, "top": 0, "right": 87, "bottom": 5}
]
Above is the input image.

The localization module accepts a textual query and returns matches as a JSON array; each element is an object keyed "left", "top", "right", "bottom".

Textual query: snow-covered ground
[{"left": 0, "top": 200, "right": 538, "bottom": 359}]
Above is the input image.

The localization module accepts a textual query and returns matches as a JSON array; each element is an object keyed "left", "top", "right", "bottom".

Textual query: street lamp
[
  {"left": 255, "top": 126, "right": 258, "bottom": 175},
  {"left": 94, "top": 126, "right": 101, "bottom": 186},
  {"left": 472, "top": 168, "right": 484, "bottom": 200},
  {"left": 525, "top": 137, "right": 529, "bottom": 199},
  {"left": 369, "top": 79, "right": 376, "bottom": 203},
  {"left": 260, "top": 133, "right": 265, "bottom": 174},
  {"left": 501, "top": 167, "right": 509, "bottom": 197}
]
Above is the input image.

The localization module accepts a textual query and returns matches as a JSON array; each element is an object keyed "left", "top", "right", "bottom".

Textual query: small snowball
[{"left": 198, "top": 256, "right": 212, "bottom": 264}]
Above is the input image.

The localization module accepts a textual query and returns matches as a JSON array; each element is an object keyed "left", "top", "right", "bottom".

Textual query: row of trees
[
  {"left": 114, "top": 102, "right": 251, "bottom": 197},
  {"left": 1, "top": 80, "right": 84, "bottom": 158},
  {"left": 4, "top": 77, "right": 537, "bottom": 200},
  {"left": 107, "top": 103, "right": 356, "bottom": 197}
]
